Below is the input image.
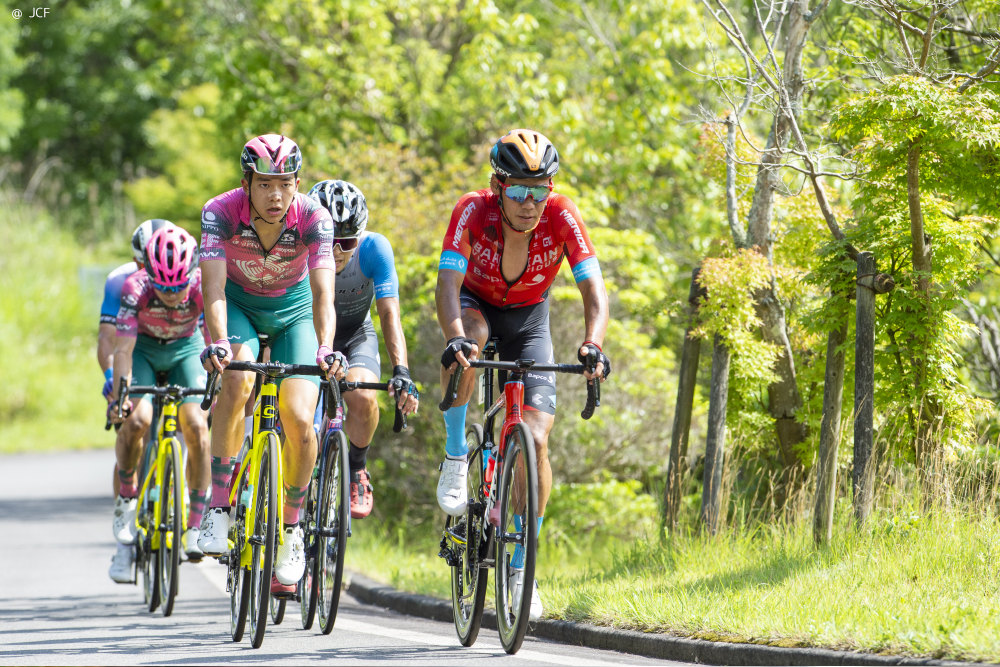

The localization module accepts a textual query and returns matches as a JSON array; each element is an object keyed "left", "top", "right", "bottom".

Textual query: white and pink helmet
[
  {"left": 145, "top": 227, "right": 198, "bottom": 289},
  {"left": 240, "top": 134, "right": 302, "bottom": 177}
]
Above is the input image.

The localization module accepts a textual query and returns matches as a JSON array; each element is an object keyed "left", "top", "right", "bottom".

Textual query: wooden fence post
[
  {"left": 663, "top": 267, "right": 705, "bottom": 532},
  {"left": 813, "top": 312, "right": 848, "bottom": 544},
  {"left": 701, "top": 334, "right": 730, "bottom": 535},
  {"left": 853, "top": 253, "right": 895, "bottom": 526}
]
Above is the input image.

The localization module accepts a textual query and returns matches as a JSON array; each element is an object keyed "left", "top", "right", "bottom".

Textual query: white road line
[
  {"left": 193, "top": 561, "right": 628, "bottom": 666},
  {"left": 334, "top": 618, "right": 627, "bottom": 666}
]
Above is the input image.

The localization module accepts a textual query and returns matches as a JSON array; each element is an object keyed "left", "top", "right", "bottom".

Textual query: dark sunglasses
[
  {"left": 334, "top": 237, "right": 359, "bottom": 251},
  {"left": 153, "top": 281, "right": 190, "bottom": 294}
]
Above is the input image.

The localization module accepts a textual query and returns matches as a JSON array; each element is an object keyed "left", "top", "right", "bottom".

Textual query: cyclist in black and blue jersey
[{"left": 308, "top": 180, "right": 420, "bottom": 518}]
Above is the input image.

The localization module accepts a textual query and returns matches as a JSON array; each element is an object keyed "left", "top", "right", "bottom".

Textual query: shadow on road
[{"left": 0, "top": 496, "right": 109, "bottom": 523}]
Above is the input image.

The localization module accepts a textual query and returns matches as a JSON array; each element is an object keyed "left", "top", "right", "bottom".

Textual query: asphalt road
[{"left": 0, "top": 450, "right": 686, "bottom": 666}]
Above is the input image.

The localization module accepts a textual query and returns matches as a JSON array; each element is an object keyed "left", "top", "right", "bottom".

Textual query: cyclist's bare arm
[
  {"left": 376, "top": 295, "right": 419, "bottom": 414},
  {"left": 578, "top": 274, "right": 609, "bottom": 380},
  {"left": 435, "top": 269, "right": 479, "bottom": 369},
  {"left": 98, "top": 323, "right": 116, "bottom": 373},
  {"left": 200, "top": 259, "right": 229, "bottom": 371},
  {"left": 309, "top": 267, "right": 344, "bottom": 379},
  {"left": 111, "top": 335, "right": 137, "bottom": 422}
]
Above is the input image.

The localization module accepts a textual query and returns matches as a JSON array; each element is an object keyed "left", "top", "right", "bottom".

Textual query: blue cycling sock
[
  {"left": 443, "top": 405, "right": 468, "bottom": 458},
  {"left": 510, "top": 515, "right": 543, "bottom": 569}
]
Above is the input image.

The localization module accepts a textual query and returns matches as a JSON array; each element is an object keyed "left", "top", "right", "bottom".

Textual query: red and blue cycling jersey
[
  {"left": 439, "top": 189, "right": 601, "bottom": 309},
  {"left": 117, "top": 269, "right": 207, "bottom": 341},
  {"left": 200, "top": 188, "right": 335, "bottom": 297}
]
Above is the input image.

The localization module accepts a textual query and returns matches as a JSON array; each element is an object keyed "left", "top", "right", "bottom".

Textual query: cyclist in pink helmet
[
  {"left": 146, "top": 226, "right": 198, "bottom": 287},
  {"left": 108, "top": 225, "right": 213, "bottom": 563},
  {"left": 198, "top": 134, "right": 343, "bottom": 596}
]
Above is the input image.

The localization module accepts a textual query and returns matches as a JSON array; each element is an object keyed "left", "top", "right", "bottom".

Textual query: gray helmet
[
  {"left": 131, "top": 219, "right": 175, "bottom": 264},
  {"left": 307, "top": 180, "right": 368, "bottom": 238}
]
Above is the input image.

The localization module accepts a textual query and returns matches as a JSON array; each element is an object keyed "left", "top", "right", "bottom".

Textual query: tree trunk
[
  {"left": 744, "top": 0, "right": 813, "bottom": 468},
  {"left": 663, "top": 268, "right": 705, "bottom": 532},
  {"left": 906, "top": 140, "right": 941, "bottom": 497},
  {"left": 853, "top": 252, "right": 877, "bottom": 527},
  {"left": 701, "top": 335, "right": 731, "bottom": 535},
  {"left": 813, "top": 313, "right": 847, "bottom": 544}
]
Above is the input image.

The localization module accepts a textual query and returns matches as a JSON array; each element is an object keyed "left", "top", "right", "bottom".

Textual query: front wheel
[
  {"left": 248, "top": 433, "right": 280, "bottom": 649},
  {"left": 494, "top": 423, "right": 538, "bottom": 655},
  {"left": 317, "top": 429, "right": 349, "bottom": 635},
  {"left": 158, "top": 438, "right": 183, "bottom": 617},
  {"left": 450, "top": 424, "right": 489, "bottom": 646},
  {"left": 300, "top": 461, "right": 320, "bottom": 630}
]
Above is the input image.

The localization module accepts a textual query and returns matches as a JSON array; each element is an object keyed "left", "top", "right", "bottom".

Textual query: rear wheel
[
  {"left": 137, "top": 442, "right": 159, "bottom": 613},
  {"left": 494, "top": 423, "right": 538, "bottom": 655},
  {"left": 317, "top": 429, "right": 349, "bottom": 635},
  {"left": 230, "top": 466, "right": 250, "bottom": 642},
  {"left": 450, "top": 424, "right": 489, "bottom": 646},
  {"left": 248, "top": 433, "right": 279, "bottom": 648},
  {"left": 270, "top": 597, "right": 286, "bottom": 625},
  {"left": 158, "top": 438, "right": 183, "bottom": 617}
]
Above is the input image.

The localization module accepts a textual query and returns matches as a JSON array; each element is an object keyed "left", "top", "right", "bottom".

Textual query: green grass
[
  {"left": 0, "top": 195, "right": 122, "bottom": 452},
  {"left": 346, "top": 499, "right": 1000, "bottom": 663}
]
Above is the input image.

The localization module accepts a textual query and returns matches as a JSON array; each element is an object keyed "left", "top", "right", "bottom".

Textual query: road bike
[
  {"left": 203, "top": 345, "right": 408, "bottom": 648},
  {"left": 297, "top": 376, "right": 409, "bottom": 634},
  {"left": 116, "top": 376, "right": 208, "bottom": 617},
  {"left": 437, "top": 340, "right": 601, "bottom": 654}
]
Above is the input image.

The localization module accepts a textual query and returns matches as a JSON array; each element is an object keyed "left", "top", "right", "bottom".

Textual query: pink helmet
[
  {"left": 241, "top": 134, "right": 302, "bottom": 176},
  {"left": 145, "top": 227, "right": 197, "bottom": 288}
]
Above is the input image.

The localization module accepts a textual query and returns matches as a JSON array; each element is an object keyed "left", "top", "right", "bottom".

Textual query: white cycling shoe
[
  {"left": 437, "top": 458, "right": 468, "bottom": 516},
  {"left": 509, "top": 568, "right": 544, "bottom": 622},
  {"left": 108, "top": 544, "right": 135, "bottom": 583},
  {"left": 182, "top": 527, "right": 204, "bottom": 562},
  {"left": 197, "top": 508, "right": 230, "bottom": 556},
  {"left": 274, "top": 526, "right": 306, "bottom": 585},
  {"left": 112, "top": 495, "right": 138, "bottom": 545}
]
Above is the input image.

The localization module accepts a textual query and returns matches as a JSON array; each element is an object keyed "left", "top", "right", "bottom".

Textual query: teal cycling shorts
[
  {"left": 131, "top": 334, "right": 207, "bottom": 404},
  {"left": 225, "top": 280, "right": 320, "bottom": 387}
]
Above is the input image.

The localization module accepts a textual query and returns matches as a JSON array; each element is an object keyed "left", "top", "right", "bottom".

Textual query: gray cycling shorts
[{"left": 334, "top": 320, "right": 381, "bottom": 379}]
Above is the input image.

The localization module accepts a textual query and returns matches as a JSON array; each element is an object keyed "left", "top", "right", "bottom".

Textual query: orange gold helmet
[{"left": 490, "top": 129, "right": 560, "bottom": 181}]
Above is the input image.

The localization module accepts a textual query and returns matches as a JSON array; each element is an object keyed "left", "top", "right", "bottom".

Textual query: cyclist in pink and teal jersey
[
  {"left": 197, "top": 134, "right": 344, "bottom": 596},
  {"left": 108, "top": 227, "right": 212, "bottom": 563}
]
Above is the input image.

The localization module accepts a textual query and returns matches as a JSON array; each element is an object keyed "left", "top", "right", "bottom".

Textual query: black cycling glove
[
  {"left": 579, "top": 342, "right": 612, "bottom": 379},
  {"left": 391, "top": 365, "right": 420, "bottom": 401},
  {"left": 441, "top": 336, "right": 477, "bottom": 369}
]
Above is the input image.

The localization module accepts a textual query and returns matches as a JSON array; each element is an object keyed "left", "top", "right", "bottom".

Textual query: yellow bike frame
[
  {"left": 228, "top": 381, "right": 285, "bottom": 568},
  {"left": 136, "top": 401, "right": 184, "bottom": 552}
]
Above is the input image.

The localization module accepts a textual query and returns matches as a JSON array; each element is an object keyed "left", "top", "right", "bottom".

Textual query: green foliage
[
  {"left": 694, "top": 249, "right": 780, "bottom": 393},
  {"left": 542, "top": 477, "right": 659, "bottom": 555},
  {"left": 0, "top": 195, "right": 107, "bottom": 451},
  {"left": 125, "top": 84, "right": 240, "bottom": 232},
  {"left": 0, "top": 1, "right": 24, "bottom": 152}
]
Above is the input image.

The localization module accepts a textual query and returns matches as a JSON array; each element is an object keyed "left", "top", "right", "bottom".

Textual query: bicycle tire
[
  {"left": 158, "top": 438, "right": 183, "bottom": 617},
  {"left": 494, "top": 422, "right": 538, "bottom": 654},
  {"left": 248, "top": 432, "right": 279, "bottom": 648},
  {"left": 317, "top": 429, "right": 349, "bottom": 635},
  {"left": 299, "top": 454, "right": 321, "bottom": 630},
  {"left": 450, "top": 424, "right": 489, "bottom": 646},
  {"left": 270, "top": 597, "right": 286, "bottom": 625},
  {"left": 230, "top": 466, "right": 250, "bottom": 642},
  {"left": 137, "top": 439, "right": 159, "bottom": 613},
  {"left": 141, "top": 538, "right": 159, "bottom": 613}
]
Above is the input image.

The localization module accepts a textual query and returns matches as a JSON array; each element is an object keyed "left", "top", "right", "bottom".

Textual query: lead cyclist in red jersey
[{"left": 435, "top": 129, "right": 611, "bottom": 620}]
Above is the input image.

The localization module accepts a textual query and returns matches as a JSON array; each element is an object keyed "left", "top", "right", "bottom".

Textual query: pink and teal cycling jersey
[
  {"left": 117, "top": 269, "right": 206, "bottom": 341},
  {"left": 200, "top": 188, "right": 335, "bottom": 297}
]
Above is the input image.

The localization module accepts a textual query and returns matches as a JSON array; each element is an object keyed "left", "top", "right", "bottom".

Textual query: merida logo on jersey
[
  {"left": 560, "top": 209, "right": 590, "bottom": 255},
  {"left": 454, "top": 201, "right": 476, "bottom": 247}
]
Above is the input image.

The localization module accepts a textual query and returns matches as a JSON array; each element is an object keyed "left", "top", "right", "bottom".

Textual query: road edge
[{"left": 345, "top": 573, "right": 968, "bottom": 666}]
